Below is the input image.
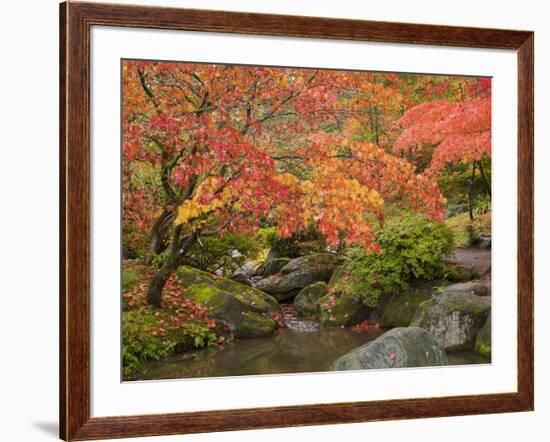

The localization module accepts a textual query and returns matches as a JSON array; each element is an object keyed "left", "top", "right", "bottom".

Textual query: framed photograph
[{"left": 60, "top": 1, "right": 533, "bottom": 440}]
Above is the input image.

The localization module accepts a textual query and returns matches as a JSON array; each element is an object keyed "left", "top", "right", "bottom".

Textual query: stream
[{"left": 137, "top": 305, "right": 489, "bottom": 381}]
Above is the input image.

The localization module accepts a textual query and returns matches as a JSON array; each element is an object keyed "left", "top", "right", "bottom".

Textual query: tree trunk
[
  {"left": 144, "top": 208, "right": 173, "bottom": 265},
  {"left": 468, "top": 161, "right": 477, "bottom": 221},
  {"left": 146, "top": 226, "right": 197, "bottom": 307},
  {"left": 477, "top": 160, "right": 492, "bottom": 198}
]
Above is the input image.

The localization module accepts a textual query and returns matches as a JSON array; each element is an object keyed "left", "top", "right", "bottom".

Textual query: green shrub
[
  {"left": 183, "top": 233, "right": 263, "bottom": 276},
  {"left": 335, "top": 212, "right": 454, "bottom": 307},
  {"left": 254, "top": 227, "right": 278, "bottom": 249}
]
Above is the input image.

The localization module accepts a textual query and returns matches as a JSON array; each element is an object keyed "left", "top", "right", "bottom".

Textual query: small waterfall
[{"left": 281, "top": 304, "right": 321, "bottom": 332}]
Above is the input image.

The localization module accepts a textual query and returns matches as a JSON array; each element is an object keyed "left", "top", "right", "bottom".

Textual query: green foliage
[
  {"left": 254, "top": 227, "right": 278, "bottom": 250},
  {"left": 438, "top": 158, "right": 491, "bottom": 208},
  {"left": 122, "top": 225, "right": 149, "bottom": 260},
  {"left": 445, "top": 212, "right": 476, "bottom": 248},
  {"left": 335, "top": 212, "right": 454, "bottom": 308},
  {"left": 122, "top": 267, "right": 141, "bottom": 291},
  {"left": 122, "top": 307, "right": 217, "bottom": 379},
  {"left": 150, "top": 249, "right": 169, "bottom": 269},
  {"left": 445, "top": 210, "right": 491, "bottom": 248},
  {"left": 185, "top": 233, "right": 263, "bottom": 276},
  {"left": 122, "top": 308, "right": 176, "bottom": 379}
]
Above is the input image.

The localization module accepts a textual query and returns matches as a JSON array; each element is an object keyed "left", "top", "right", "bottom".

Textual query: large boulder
[
  {"left": 262, "top": 257, "right": 292, "bottom": 277},
  {"left": 185, "top": 284, "right": 278, "bottom": 338},
  {"left": 410, "top": 293, "right": 491, "bottom": 352},
  {"left": 232, "top": 260, "right": 262, "bottom": 283},
  {"left": 318, "top": 294, "right": 371, "bottom": 326},
  {"left": 176, "top": 266, "right": 283, "bottom": 338},
  {"left": 255, "top": 253, "right": 338, "bottom": 301},
  {"left": 330, "top": 327, "right": 447, "bottom": 371},
  {"left": 260, "top": 233, "right": 322, "bottom": 275},
  {"left": 475, "top": 314, "right": 491, "bottom": 357},
  {"left": 379, "top": 289, "right": 432, "bottom": 328},
  {"left": 444, "top": 264, "right": 480, "bottom": 282},
  {"left": 177, "top": 265, "right": 218, "bottom": 287},
  {"left": 215, "top": 277, "right": 282, "bottom": 317},
  {"left": 293, "top": 282, "right": 328, "bottom": 317},
  {"left": 442, "top": 281, "right": 491, "bottom": 297},
  {"left": 231, "top": 273, "right": 252, "bottom": 286},
  {"left": 279, "top": 253, "right": 337, "bottom": 276}
]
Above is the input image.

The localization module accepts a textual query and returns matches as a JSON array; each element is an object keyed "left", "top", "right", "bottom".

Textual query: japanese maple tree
[
  {"left": 122, "top": 60, "right": 446, "bottom": 306},
  {"left": 393, "top": 77, "right": 492, "bottom": 218}
]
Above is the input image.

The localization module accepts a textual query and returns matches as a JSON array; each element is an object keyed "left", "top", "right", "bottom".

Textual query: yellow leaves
[
  {"left": 275, "top": 172, "right": 299, "bottom": 187},
  {"left": 174, "top": 200, "right": 204, "bottom": 225},
  {"left": 365, "top": 188, "right": 384, "bottom": 209},
  {"left": 174, "top": 187, "right": 233, "bottom": 226}
]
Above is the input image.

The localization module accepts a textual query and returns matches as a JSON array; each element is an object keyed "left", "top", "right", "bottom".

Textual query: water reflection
[
  {"left": 137, "top": 315, "right": 489, "bottom": 381},
  {"left": 138, "top": 324, "right": 383, "bottom": 380}
]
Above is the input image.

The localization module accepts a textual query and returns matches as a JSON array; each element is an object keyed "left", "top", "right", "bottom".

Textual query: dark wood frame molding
[{"left": 60, "top": 1, "right": 534, "bottom": 440}]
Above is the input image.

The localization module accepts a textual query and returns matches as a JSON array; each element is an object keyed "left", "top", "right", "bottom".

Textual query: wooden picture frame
[{"left": 60, "top": 1, "right": 534, "bottom": 440}]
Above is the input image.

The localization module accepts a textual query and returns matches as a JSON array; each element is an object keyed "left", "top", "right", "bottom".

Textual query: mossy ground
[
  {"left": 445, "top": 211, "right": 492, "bottom": 248},
  {"left": 122, "top": 261, "right": 224, "bottom": 380}
]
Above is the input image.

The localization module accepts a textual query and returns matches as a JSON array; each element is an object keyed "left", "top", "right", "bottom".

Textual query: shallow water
[{"left": 137, "top": 307, "right": 489, "bottom": 381}]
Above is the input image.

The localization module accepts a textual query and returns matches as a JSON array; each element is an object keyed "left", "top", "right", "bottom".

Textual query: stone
[
  {"left": 477, "top": 236, "right": 491, "bottom": 249},
  {"left": 379, "top": 289, "right": 432, "bottom": 328},
  {"left": 444, "top": 264, "right": 480, "bottom": 282},
  {"left": 293, "top": 282, "right": 328, "bottom": 317},
  {"left": 255, "top": 253, "right": 338, "bottom": 301},
  {"left": 330, "top": 327, "right": 448, "bottom": 371},
  {"left": 411, "top": 292, "right": 491, "bottom": 352},
  {"left": 475, "top": 314, "right": 491, "bottom": 357},
  {"left": 318, "top": 294, "right": 371, "bottom": 326},
  {"left": 176, "top": 265, "right": 284, "bottom": 338},
  {"left": 262, "top": 257, "right": 292, "bottom": 277},
  {"left": 442, "top": 281, "right": 491, "bottom": 297},
  {"left": 231, "top": 273, "right": 252, "bottom": 286},
  {"left": 185, "top": 284, "right": 278, "bottom": 339},
  {"left": 279, "top": 253, "right": 338, "bottom": 276},
  {"left": 177, "top": 265, "right": 218, "bottom": 287}
]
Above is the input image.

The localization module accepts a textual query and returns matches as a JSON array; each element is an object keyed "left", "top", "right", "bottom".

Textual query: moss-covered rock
[
  {"left": 318, "top": 294, "right": 371, "bottom": 326},
  {"left": 215, "top": 278, "right": 281, "bottom": 315},
  {"left": 239, "top": 311, "right": 278, "bottom": 337},
  {"left": 279, "top": 253, "right": 338, "bottom": 275},
  {"left": 443, "top": 281, "right": 490, "bottom": 297},
  {"left": 444, "top": 264, "right": 481, "bottom": 282},
  {"left": 185, "top": 284, "right": 278, "bottom": 338},
  {"left": 177, "top": 265, "right": 282, "bottom": 316},
  {"left": 379, "top": 289, "right": 432, "bottom": 328},
  {"left": 328, "top": 265, "right": 345, "bottom": 286},
  {"left": 177, "top": 265, "right": 218, "bottom": 287},
  {"left": 262, "top": 257, "right": 292, "bottom": 277},
  {"left": 176, "top": 265, "right": 283, "bottom": 338},
  {"left": 330, "top": 327, "right": 448, "bottom": 371},
  {"left": 294, "top": 282, "right": 328, "bottom": 317},
  {"left": 475, "top": 314, "right": 491, "bottom": 357},
  {"left": 255, "top": 253, "right": 338, "bottom": 301},
  {"left": 411, "top": 292, "right": 491, "bottom": 352}
]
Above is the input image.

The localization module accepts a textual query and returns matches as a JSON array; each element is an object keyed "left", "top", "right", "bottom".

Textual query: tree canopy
[{"left": 122, "top": 61, "right": 491, "bottom": 305}]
